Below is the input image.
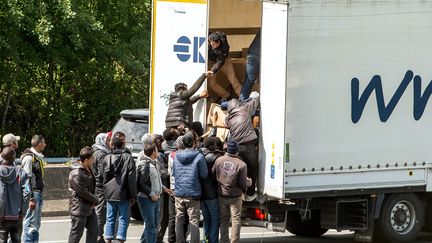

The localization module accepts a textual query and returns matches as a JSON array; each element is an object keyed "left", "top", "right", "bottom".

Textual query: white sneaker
[{"left": 245, "top": 193, "right": 257, "bottom": 202}]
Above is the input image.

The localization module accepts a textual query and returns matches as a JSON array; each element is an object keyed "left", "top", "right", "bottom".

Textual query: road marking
[{"left": 41, "top": 219, "right": 71, "bottom": 223}]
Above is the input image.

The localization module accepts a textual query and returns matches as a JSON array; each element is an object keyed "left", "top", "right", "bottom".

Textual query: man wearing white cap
[{"left": 2, "top": 133, "right": 20, "bottom": 150}]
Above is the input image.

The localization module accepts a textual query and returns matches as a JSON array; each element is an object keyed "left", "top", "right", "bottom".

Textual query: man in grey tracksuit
[{"left": 136, "top": 135, "right": 164, "bottom": 243}]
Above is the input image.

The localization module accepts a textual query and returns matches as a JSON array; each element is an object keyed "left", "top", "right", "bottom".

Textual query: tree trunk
[{"left": 1, "top": 90, "right": 12, "bottom": 131}]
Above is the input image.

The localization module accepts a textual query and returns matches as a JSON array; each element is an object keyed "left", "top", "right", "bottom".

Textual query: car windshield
[{"left": 112, "top": 117, "right": 149, "bottom": 147}]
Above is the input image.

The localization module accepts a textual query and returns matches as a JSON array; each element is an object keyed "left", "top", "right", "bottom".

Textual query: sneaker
[{"left": 245, "top": 193, "right": 257, "bottom": 202}]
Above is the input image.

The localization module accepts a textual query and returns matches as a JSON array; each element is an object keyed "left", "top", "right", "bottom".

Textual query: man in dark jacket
[
  {"left": 161, "top": 128, "right": 180, "bottom": 243},
  {"left": 173, "top": 132, "right": 208, "bottom": 243},
  {"left": 212, "top": 141, "right": 251, "bottom": 243},
  {"left": 68, "top": 147, "right": 99, "bottom": 243},
  {"left": 223, "top": 91, "right": 260, "bottom": 201},
  {"left": 200, "top": 137, "right": 223, "bottom": 243},
  {"left": 154, "top": 134, "right": 171, "bottom": 243},
  {"left": 207, "top": 31, "right": 242, "bottom": 99},
  {"left": 165, "top": 73, "right": 209, "bottom": 129},
  {"left": 0, "top": 147, "right": 30, "bottom": 243},
  {"left": 91, "top": 133, "right": 111, "bottom": 243},
  {"left": 102, "top": 132, "right": 137, "bottom": 243}
]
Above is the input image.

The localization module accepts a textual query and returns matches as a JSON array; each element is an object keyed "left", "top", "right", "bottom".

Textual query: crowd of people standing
[{"left": 0, "top": 29, "right": 261, "bottom": 243}]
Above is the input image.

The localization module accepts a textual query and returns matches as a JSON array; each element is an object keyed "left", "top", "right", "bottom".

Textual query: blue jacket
[{"left": 173, "top": 149, "right": 208, "bottom": 197}]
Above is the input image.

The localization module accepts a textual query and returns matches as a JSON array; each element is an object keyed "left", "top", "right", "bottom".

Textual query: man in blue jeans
[
  {"left": 136, "top": 134, "right": 171, "bottom": 243},
  {"left": 200, "top": 137, "right": 224, "bottom": 243},
  {"left": 239, "top": 30, "right": 261, "bottom": 101},
  {"left": 21, "top": 135, "right": 47, "bottom": 243},
  {"left": 102, "top": 132, "right": 137, "bottom": 243}
]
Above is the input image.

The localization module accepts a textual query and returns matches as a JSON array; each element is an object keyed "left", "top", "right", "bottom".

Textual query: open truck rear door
[
  {"left": 258, "top": 0, "right": 289, "bottom": 199},
  {"left": 150, "top": 0, "right": 208, "bottom": 133}
]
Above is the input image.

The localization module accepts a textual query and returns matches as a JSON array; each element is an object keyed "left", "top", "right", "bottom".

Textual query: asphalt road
[{"left": 38, "top": 216, "right": 432, "bottom": 243}]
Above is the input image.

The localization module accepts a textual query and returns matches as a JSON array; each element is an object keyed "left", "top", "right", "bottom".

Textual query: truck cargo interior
[{"left": 207, "top": 0, "right": 261, "bottom": 102}]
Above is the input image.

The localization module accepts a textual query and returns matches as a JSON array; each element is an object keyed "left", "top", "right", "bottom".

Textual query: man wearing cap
[
  {"left": 212, "top": 140, "right": 251, "bottom": 243},
  {"left": 21, "top": 135, "right": 47, "bottom": 243},
  {"left": 165, "top": 73, "right": 210, "bottom": 130},
  {"left": 0, "top": 134, "right": 21, "bottom": 165},
  {"left": 2, "top": 133, "right": 20, "bottom": 151},
  {"left": 222, "top": 91, "right": 260, "bottom": 201}
]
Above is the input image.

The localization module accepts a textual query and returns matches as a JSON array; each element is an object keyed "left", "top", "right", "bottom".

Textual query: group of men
[
  {"left": 0, "top": 29, "right": 261, "bottom": 243},
  {"left": 153, "top": 29, "right": 262, "bottom": 243},
  {"left": 66, "top": 107, "right": 259, "bottom": 243},
  {"left": 0, "top": 134, "right": 47, "bottom": 243}
]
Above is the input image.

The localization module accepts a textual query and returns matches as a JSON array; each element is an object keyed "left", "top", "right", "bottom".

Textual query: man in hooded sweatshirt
[
  {"left": 102, "top": 132, "right": 137, "bottom": 243},
  {"left": 222, "top": 91, "right": 260, "bottom": 201},
  {"left": 91, "top": 133, "right": 111, "bottom": 243},
  {"left": 172, "top": 132, "right": 208, "bottom": 243},
  {"left": 0, "top": 147, "right": 30, "bottom": 243}
]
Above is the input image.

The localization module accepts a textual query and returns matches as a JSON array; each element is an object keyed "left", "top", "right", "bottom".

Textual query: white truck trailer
[{"left": 149, "top": 0, "right": 432, "bottom": 242}]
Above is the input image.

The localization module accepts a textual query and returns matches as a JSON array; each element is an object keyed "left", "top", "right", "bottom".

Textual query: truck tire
[
  {"left": 130, "top": 202, "right": 142, "bottom": 221},
  {"left": 286, "top": 210, "right": 328, "bottom": 237},
  {"left": 375, "top": 193, "right": 423, "bottom": 243}
]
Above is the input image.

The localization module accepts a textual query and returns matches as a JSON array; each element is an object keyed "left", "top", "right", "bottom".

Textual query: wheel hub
[{"left": 390, "top": 200, "right": 416, "bottom": 234}]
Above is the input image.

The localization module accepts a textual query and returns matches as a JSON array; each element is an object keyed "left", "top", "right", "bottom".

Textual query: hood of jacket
[
  {"left": 109, "top": 149, "right": 131, "bottom": 175},
  {"left": 92, "top": 133, "right": 110, "bottom": 154},
  {"left": 0, "top": 165, "right": 18, "bottom": 185},
  {"left": 162, "top": 140, "right": 177, "bottom": 154},
  {"left": 69, "top": 160, "right": 84, "bottom": 170},
  {"left": 176, "top": 149, "right": 201, "bottom": 165}
]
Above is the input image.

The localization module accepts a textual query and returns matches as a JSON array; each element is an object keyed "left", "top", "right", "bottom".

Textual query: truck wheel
[
  {"left": 286, "top": 210, "right": 328, "bottom": 237},
  {"left": 130, "top": 201, "right": 143, "bottom": 221},
  {"left": 375, "top": 193, "right": 423, "bottom": 243}
]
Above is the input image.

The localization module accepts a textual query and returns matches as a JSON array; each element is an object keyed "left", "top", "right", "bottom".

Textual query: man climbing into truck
[
  {"left": 222, "top": 91, "right": 260, "bottom": 201},
  {"left": 165, "top": 73, "right": 210, "bottom": 131}
]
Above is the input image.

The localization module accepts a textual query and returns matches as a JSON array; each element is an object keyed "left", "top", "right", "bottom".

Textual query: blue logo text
[
  {"left": 173, "top": 36, "right": 205, "bottom": 63},
  {"left": 351, "top": 70, "right": 432, "bottom": 123}
]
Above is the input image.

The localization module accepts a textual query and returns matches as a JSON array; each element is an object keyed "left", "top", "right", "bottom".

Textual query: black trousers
[
  {"left": 167, "top": 195, "right": 176, "bottom": 243},
  {"left": 95, "top": 189, "right": 106, "bottom": 242},
  {"left": 157, "top": 178, "right": 170, "bottom": 242},
  {"left": 68, "top": 210, "right": 98, "bottom": 243},
  {"left": 0, "top": 220, "right": 22, "bottom": 243},
  {"left": 239, "top": 142, "right": 259, "bottom": 196}
]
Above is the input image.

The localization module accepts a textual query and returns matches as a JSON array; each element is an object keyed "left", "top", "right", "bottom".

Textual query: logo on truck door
[
  {"left": 351, "top": 70, "right": 432, "bottom": 123},
  {"left": 173, "top": 36, "right": 205, "bottom": 63}
]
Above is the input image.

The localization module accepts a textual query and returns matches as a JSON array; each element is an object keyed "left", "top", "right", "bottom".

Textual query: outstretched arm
[{"left": 180, "top": 73, "right": 207, "bottom": 99}]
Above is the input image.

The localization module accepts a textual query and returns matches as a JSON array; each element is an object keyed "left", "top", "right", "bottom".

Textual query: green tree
[{"left": 0, "top": 0, "right": 151, "bottom": 156}]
